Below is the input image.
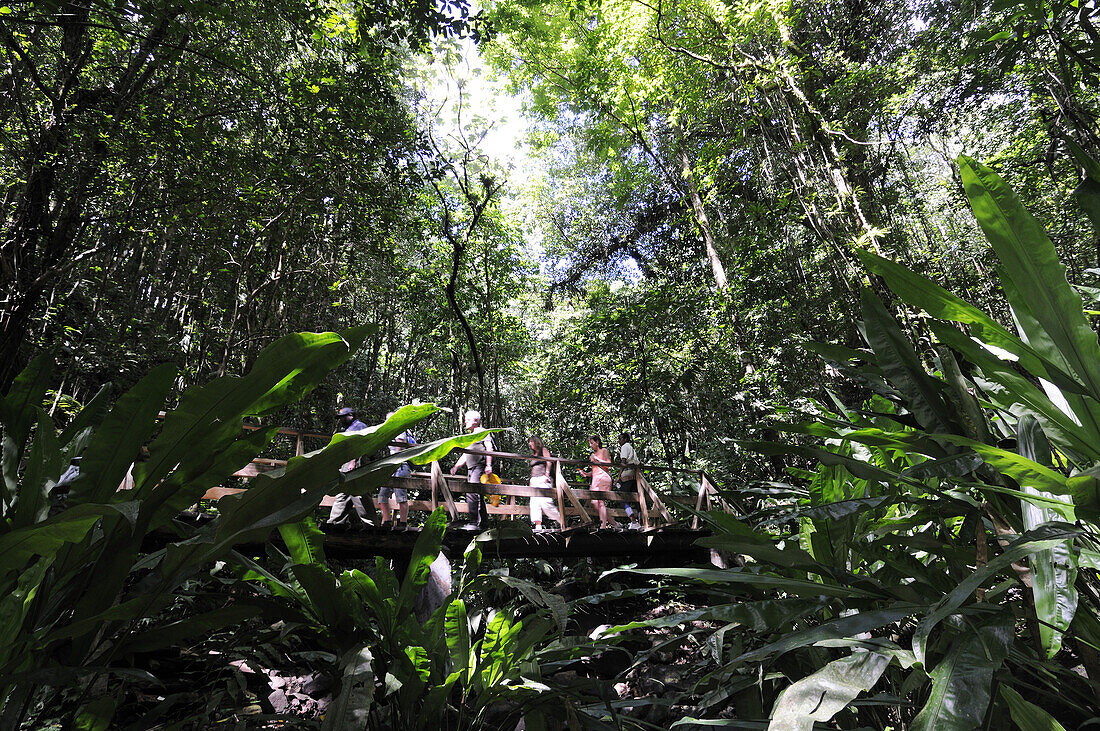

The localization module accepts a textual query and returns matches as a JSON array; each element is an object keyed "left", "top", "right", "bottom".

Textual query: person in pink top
[{"left": 579, "top": 434, "right": 619, "bottom": 530}]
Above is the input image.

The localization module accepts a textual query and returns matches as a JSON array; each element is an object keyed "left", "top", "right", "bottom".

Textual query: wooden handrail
[
  {"left": 175, "top": 410, "right": 707, "bottom": 481},
  {"left": 449, "top": 445, "right": 709, "bottom": 479},
  {"left": 240, "top": 423, "right": 332, "bottom": 441},
  {"left": 158, "top": 410, "right": 703, "bottom": 480}
]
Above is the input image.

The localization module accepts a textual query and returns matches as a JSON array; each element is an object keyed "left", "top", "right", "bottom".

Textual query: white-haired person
[{"left": 449, "top": 409, "right": 493, "bottom": 530}]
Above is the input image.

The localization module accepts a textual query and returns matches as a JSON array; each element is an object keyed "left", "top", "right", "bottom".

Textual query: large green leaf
[
  {"left": 1074, "top": 178, "right": 1100, "bottom": 249},
  {"left": 959, "top": 155, "right": 1100, "bottom": 402},
  {"left": 600, "top": 598, "right": 822, "bottom": 637},
  {"left": 613, "top": 566, "right": 887, "bottom": 599},
  {"left": 68, "top": 363, "right": 176, "bottom": 506},
  {"left": 485, "top": 575, "right": 570, "bottom": 634},
  {"left": 57, "top": 384, "right": 111, "bottom": 449},
  {"left": 396, "top": 506, "right": 447, "bottom": 619},
  {"left": 930, "top": 323, "right": 1100, "bottom": 461},
  {"left": 859, "top": 288, "right": 959, "bottom": 435},
  {"left": 856, "top": 249, "right": 1088, "bottom": 396},
  {"left": 732, "top": 604, "right": 923, "bottom": 665},
  {"left": 140, "top": 424, "right": 281, "bottom": 530},
  {"left": 913, "top": 527, "right": 1078, "bottom": 664},
  {"left": 477, "top": 609, "right": 522, "bottom": 689},
  {"left": 957, "top": 481, "right": 1076, "bottom": 522},
  {"left": 0, "top": 354, "right": 55, "bottom": 507},
  {"left": 231, "top": 550, "right": 309, "bottom": 604},
  {"left": 782, "top": 420, "right": 948, "bottom": 459},
  {"left": 413, "top": 672, "right": 461, "bottom": 730},
  {"left": 249, "top": 325, "right": 374, "bottom": 417},
  {"left": 1017, "top": 418, "right": 1078, "bottom": 658},
  {"left": 1066, "top": 137, "right": 1100, "bottom": 182},
  {"left": 503, "top": 615, "right": 554, "bottom": 667},
  {"left": 0, "top": 353, "right": 54, "bottom": 440},
  {"left": 116, "top": 605, "right": 263, "bottom": 654},
  {"left": 136, "top": 330, "right": 361, "bottom": 498},
  {"left": 445, "top": 598, "right": 471, "bottom": 679},
  {"left": 291, "top": 563, "right": 345, "bottom": 628},
  {"left": 10, "top": 408, "right": 62, "bottom": 528},
  {"left": 740, "top": 441, "right": 922, "bottom": 491},
  {"left": 1066, "top": 137, "right": 1100, "bottom": 256},
  {"left": 999, "top": 685, "right": 1068, "bottom": 730},
  {"left": 322, "top": 645, "right": 374, "bottom": 731},
  {"left": 48, "top": 365, "right": 176, "bottom": 661},
  {"left": 1000, "top": 273, "right": 1100, "bottom": 446},
  {"left": 0, "top": 503, "right": 135, "bottom": 573},
  {"left": 936, "top": 343, "right": 992, "bottom": 443},
  {"left": 0, "top": 560, "right": 49, "bottom": 670},
  {"left": 768, "top": 650, "right": 891, "bottom": 731},
  {"left": 924, "top": 431, "right": 1072, "bottom": 497},
  {"left": 343, "top": 568, "right": 388, "bottom": 625},
  {"left": 72, "top": 696, "right": 117, "bottom": 731},
  {"left": 695, "top": 516, "right": 822, "bottom": 573},
  {"left": 278, "top": 517, "right": 327, "bottom": 566},
  {"left": 157, "top": 406, "right": 445, "bottom": 579},
  {"left": 36, "top": 594, "right": 176, "bottom": 648},
  {"left": 911, "top": 613, "right": 1012, "bottom": 730}
]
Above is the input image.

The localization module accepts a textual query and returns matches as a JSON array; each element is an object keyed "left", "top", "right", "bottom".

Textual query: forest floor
[{"left": 220, "top": 560, "right": 715, "bottom": 728}]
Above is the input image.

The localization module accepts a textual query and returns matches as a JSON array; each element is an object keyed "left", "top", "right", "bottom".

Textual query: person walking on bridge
[
  {"left": 579, "top": 434, "right": 618, "bottom": 530},
  {"left": 617, "top": 432, "right": 642, "bottom": 531},
  {"left": 450, "top": 409, "right": 493, "bottom": 530},
  {"left": 380, "top": 411, "right": 415, "bottom": 530},
  {"left": 528, "top": 435, "right": 562, "bottom": 531},
  {"left": 328, "top": 407, "right": 371, "bottom": 527}
]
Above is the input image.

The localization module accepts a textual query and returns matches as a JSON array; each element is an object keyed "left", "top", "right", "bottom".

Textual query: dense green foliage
[
  {"left": 483, "top": 0, "right": 1100, "bottom": 468},
  {"left": 4, "top": 0, "right": 1100, "bottom": 726},
  {"left": 0, "top": 330, "right": 476, "bottom": 724},
  {"left": 599, "top": 156, "right": 1100, "bottom": 727}
]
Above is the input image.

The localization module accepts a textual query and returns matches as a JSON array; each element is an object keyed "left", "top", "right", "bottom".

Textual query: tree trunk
[{"left": 678, "top": 148, "right": 728, "bottom": 289}]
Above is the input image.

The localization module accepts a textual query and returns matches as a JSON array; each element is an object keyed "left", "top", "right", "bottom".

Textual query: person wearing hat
[{"left": 328, "top": 407, "right": 371, "bottom": 527}]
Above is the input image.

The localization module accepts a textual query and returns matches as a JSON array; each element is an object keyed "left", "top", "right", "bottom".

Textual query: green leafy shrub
[
  {"left": 599, "top": 155, "right": 1100, "bottom": 728},
  {"left": 0, "top": 328, "right": 488, "bottom": 727}
]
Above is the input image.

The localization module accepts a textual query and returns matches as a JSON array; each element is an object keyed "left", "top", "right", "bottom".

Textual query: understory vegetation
[{"left": 3, "top": 0, "right": 1100, "bottom": 727}]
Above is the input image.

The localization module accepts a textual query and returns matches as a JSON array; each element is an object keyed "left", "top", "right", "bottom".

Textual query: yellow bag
[{"left": 481, "top": 472, "right": 502, "bottom": 506}]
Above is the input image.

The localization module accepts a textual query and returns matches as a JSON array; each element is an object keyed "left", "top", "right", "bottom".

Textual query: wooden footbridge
[{"left": 198, "top": 425, "right": 740, "bottom": 561}]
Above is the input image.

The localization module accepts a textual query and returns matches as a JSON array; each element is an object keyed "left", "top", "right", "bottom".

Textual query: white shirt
[{"left": 619, "top": 442, "right": 639, "bottom": 478}]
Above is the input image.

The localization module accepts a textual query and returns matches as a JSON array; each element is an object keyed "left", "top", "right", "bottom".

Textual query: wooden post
[
  {"left": 636, "top": 481, "right": 650, "bottom": 530},
  {"left": 554, "top": 463, "right": 567, "bottom": 528},
  {"left": 556, "top": 463, "right": 593, "bottom": 525},
  {"left": 702, "top": 473, "right": 737, "bottom": 515},
  {"left": 637, "top": 472, "right": 673, "bottom": 525},
  {"left": 432, "top": 461, "right": 457, "bottom": 520},
  {"left": 702, "top": 474, "right": 722, "bottom": 513},
  {"left": 692, "top": 473, "right": 707, "bottom": 530},
  {"left": 295, "top": 432, "right": 304, "bottom": 457}
]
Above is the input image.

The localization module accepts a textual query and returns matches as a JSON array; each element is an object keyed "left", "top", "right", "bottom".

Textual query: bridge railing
[{"left": 201, "top": 426, "right": 738, "bottom": 529}]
